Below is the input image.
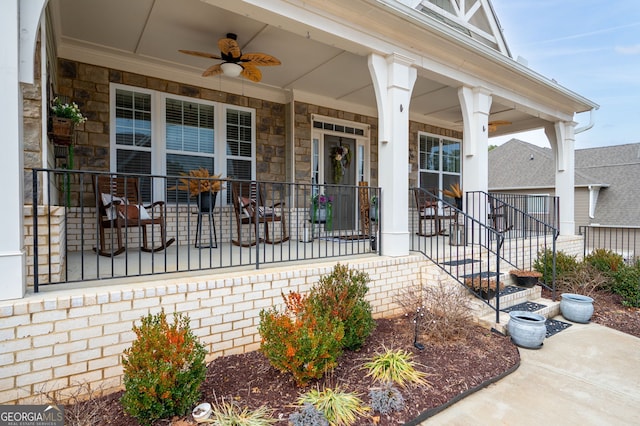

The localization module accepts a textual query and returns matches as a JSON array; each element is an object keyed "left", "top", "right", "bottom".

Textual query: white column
[
  {"left": 458, "top": 86, "right": 492, "bottom": 195},
  {"left": 368, "top": 53, "right": 417, "bottom": 256},
  {"left": 0, "top": 0, "right": 26, "bottom": 300},
  {"left": 458, "top": 86, "right": 492, "bottom": 235},
  {"left": 546, "top": 121, "right": 577, "bottom": 236}
]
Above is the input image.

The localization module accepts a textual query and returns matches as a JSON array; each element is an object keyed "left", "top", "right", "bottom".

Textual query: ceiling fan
[
  {"left": 488, "top": 120, "right": 512, "bottom": 132},
  {"left": 179, "top": 33, "right": 281, "bottom": 82}
]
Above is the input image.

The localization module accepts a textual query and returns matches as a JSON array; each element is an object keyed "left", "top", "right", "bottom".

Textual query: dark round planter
[
  {"left": 508, "top": 311, "right": 546, "bottom": 349},
  {"left": 478, "top": 289, "right": 496, "bottom": 300},
  {"left": 197, "top": 192, "right": 217, "bottom": 212},
  {"left": 515, "top": 275, "right": 539, "bottom": 288}
]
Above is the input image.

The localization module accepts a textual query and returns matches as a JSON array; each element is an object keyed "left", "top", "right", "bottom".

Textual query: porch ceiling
[{"left": 50, "top": 0, "right": 579, "bottom": 136}]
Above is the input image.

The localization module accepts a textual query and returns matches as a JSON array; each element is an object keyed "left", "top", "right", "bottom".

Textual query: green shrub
[
  {"left": 585, "top": 249, "right": 625, "bottom": 283},
  {"left": 258, "top": 291, "right": 344, "bottom": 386},
  {"left": 297, "top": 387, "right": 368, "bottom": 426},
  {"left": 612, "top": 263, "right": 640, "bottom": 308},
  {"left": 308, "top": 264, "right": 375, "bottom": 350},
  {"left": 534, "top": 249, "right": 578, "bottom": 285},
  {"left": 121, "top": 310, "right": 207, "bottom": 425},
  {"left": 362, "top": 347, "right": 428, "bottom": 388}
]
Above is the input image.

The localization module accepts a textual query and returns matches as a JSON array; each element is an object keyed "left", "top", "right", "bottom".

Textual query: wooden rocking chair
[
  {"left": 413, "top": 188, "right": 456, "bottom": 236},
  {"left": 231, "top": 181, "right": 289, "bottom": 247},
  {"left": 93, "top": 175, "right": 175, "bottom": 257}
]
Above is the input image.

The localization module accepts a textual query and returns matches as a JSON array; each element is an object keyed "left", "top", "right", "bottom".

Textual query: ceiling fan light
[{"left": 221, "top": 62, "right": 243, "bottom": 77}]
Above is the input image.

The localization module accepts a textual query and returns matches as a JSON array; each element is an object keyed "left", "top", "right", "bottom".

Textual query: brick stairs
[{"left": 445, "top": 259, "right": 561, "bottom": 335}]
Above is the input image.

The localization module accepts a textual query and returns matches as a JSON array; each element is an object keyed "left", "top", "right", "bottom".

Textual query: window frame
[
  {"left": 109, "top": 83, "right": 256, "bottom": 205},
  {"left": 417, "top": 131, "right": 462, "bottom": 196}
]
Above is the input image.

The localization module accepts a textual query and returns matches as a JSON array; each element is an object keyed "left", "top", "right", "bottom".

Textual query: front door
[{"left": 324, "top": 135, "right": 356, "bottom": 231}]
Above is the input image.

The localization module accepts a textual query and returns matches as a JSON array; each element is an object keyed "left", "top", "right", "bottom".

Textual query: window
[
  {"left": 114, "top": 88, "right": 153, "bottom": 199},
  {"left": 165, "top": 98, "right": 215, "bottom": 202},
  {"left": 110, "top": 84, "right": 256, "bottom": 204},
  {"left": 418, "top": 133, "right": 461, "bottom": 196},
  {"left": 225, "top": 107, "right": 253, "bottom": 180},
  {"left": 527, "top": 195, "right": 549, "bottom": 214}
]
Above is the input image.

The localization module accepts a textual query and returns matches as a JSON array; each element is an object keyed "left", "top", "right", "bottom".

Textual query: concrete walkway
[{"left": 424, "top": 318, "right": 640, "bottom": 425}]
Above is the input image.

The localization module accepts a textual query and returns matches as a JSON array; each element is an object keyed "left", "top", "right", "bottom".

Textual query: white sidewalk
[{"left": 424, "top": 320, "right": 640, "bottom": 425}]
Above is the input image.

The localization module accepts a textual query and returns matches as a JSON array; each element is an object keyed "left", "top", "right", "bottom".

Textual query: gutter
[{"left": 576, "top": 107, "right": 598, "bottom": 134}]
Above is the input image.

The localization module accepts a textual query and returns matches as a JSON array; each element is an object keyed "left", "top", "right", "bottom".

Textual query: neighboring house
[
  {"left": 0, "top": 0, "right": 596, "bottom": 404},
  {"left": 489, "top": 139, "right": 640, "bottom": 230}
]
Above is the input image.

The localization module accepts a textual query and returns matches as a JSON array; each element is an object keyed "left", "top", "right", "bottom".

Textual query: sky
[{"left": 489, "top": 0, "right": 640, "bottom": 149}]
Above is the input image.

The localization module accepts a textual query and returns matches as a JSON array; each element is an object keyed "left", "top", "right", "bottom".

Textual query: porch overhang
[{"left": 49, "top": 0, "right": 597, "bottom": 136}]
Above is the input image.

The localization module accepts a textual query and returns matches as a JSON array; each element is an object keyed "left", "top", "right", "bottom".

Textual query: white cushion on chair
[{"left": 101, "top": 193, "right": 125, "bottom": 220}]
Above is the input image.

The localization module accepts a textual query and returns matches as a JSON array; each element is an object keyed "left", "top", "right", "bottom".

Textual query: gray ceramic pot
[
  {"left": 560, "top": 293, "right": 594, "bottom": 323},
  {"left": 508, "top": 311, "right": 546, "bottom": 349}
]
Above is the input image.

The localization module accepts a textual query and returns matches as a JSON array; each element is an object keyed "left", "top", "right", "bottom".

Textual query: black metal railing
[
  {"left": 468, "top": 191, "right": 559, "bottom": 299},
  {"left": 580, "top": 225, "right": 640, "bottom": 264},
  {"left": 410, "top": 188, "right": 560, "bottom": 322},
  {"left": 30, "top": 169, "right": 381, "bottom": 291},
  {"left": 410, "top": 187, "right": 505, "bottom": 324}
]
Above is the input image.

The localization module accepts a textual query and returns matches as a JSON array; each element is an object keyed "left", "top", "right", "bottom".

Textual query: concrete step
[
  {"left": 468, "top": 285, "right": 542, "bottom": 318},
  {"left": 475, "top": 296, "right": 561, "bottom": 335}
]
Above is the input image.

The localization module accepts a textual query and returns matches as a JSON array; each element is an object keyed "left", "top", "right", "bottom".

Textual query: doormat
[
  {"left": 501, "top": 301, "right": 547, "bottom": 313},
  {"left": 461, "top": 271, "right": 499, "bottom": 279},
  {"left": 545, "top": 318, "right": 572, "bottom": 338},
  {"left": 442, "top": 259, "right": 479, "bottom": 266},
  {"left": 337, "top": 234, "right": 371, "bottom": 241},
  {"left": 498, "top": 286, "right": 527, "bottom": 297}
]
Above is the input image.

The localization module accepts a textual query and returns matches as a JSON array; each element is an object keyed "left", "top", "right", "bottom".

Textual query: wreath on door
[{"left": 330, "top": 143, "right": 352, "bottom": 183}]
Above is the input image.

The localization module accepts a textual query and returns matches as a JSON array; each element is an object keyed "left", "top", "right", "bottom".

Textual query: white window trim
[
  {"left": 418, "top": 131, "right": 462, "bottom": 190},
  {"left": 109, "top": 83, "right": 256, "bottom": 204},
  {"left": 310, "top": 115, "right": 370, "bottom": 186}
]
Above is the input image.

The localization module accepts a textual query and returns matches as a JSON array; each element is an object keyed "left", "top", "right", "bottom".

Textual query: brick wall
[
  {"left": 0, "top": 255, "right": 423, "bottom": 404},
  {"left": 23, "top": 205, "right": 66, "bottom": 286}
]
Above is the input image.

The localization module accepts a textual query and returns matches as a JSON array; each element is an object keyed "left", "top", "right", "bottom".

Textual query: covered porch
[{"left": 2, "top": 0, "right": 599, "bottom": 300}]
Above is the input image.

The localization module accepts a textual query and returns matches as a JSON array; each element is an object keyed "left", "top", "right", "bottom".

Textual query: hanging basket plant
[
  {"left": 330, "top": 143, "right": 352, "bottom": 183},
  {"left": 49, "top": 97, "right": 87, "bottom": 146}
]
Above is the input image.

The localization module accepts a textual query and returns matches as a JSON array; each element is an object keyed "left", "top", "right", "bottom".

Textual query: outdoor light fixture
[
  {"left": 221, "top": 62, "right": 243, "bottom": 77},
  {"left": 414, "top": 306, "right": 425, "bottom": 350}
]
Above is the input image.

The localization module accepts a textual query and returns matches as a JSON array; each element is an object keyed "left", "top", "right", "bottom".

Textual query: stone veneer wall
[
  {"left": 53, "top": 58, "right": 287, "bottom": 196},
  {"left": 0, "top": 255, "right": 426, "bottom": 404},
  {"left": 292, "top": 102, "right": 379, "bottom": 185}
]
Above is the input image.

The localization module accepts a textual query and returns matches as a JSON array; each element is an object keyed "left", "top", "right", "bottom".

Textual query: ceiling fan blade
[
  {"left": 218, "top": 37, "right": 241, "bottom": 59},
  {"left": 179, "top": 49, "right": 221, "bottom": 60},
  {"left": 240, "top": 64, "right": 262, "bottom": 82},
  {"left": 202, "top": 63, "right": 223, "bottom": 77},
  {"left": 488, "top": 120, "right": 511, "bottom": 132},
  {"left": 240, "top": 53, "right": 281, "bottom": 67}
]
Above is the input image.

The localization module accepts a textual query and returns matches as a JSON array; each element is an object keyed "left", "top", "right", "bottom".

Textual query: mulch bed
[{"left": 64, "top": 289, "right": 640, "bottom": 425}]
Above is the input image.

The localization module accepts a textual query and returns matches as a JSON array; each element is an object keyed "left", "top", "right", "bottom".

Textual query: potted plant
[
  {"left": 442, "top": 183, "right": 463, "bottom": 209},
  {"left": 49, "top": 97, "right": 87, "bottom": 145},
  {"left": 509, "top": 269, "right": 542, "bottom": 288},
  {"left": 172, "top": 168, "right": 224, "bottom": 212},
  {"left": 310, "top": 193, "right": 333, "bottom": 230},
  {"left": 557, "top": 263, "right": 603, "bottom": 323},
  {"left": 370, "top": 195, "right": 378, "bottom": 222},
  {"left": 464, "top": 277, "right": 504, "bottom": 300}
]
